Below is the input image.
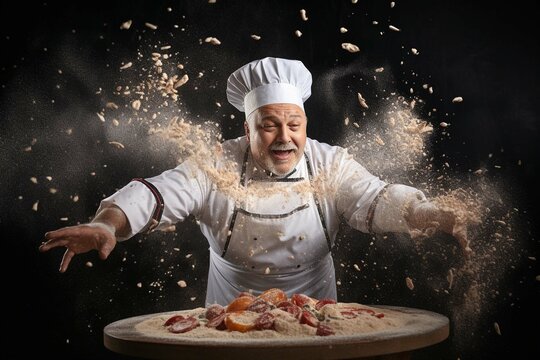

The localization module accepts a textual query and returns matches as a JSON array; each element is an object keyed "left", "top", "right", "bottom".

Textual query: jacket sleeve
[
  {"left": 336, "top": 150, "right": 426, "bottom": 234},
  {"left": 97, "top": 159, "right": 208, "bottom": 241}
]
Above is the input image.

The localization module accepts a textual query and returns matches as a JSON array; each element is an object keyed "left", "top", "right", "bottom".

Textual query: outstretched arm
[
  {"left": 39, "top": 205, "right": 131, "bottom": 272},
  {"left": 353, "top": 183, "right": 473, "bottom": 257}
]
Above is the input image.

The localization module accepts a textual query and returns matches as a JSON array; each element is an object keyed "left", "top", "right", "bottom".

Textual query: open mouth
[{"left": 271, "top": 149, "right": 294, "bottom": 160}]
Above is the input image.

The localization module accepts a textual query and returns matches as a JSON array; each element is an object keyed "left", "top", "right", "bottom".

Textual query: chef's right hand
[
  {"left": 39, "top": 222, "right": 117, "bottom": 273},
  {"left": 406, "top": 201, "right": 472, "bottom": 257}
]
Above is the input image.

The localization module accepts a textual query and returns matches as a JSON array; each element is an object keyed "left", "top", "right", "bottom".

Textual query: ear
[{"left": 244, "top": 121, "right": 250, "bottom": 144}]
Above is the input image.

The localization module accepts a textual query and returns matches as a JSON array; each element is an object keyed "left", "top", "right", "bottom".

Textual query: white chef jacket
[{"left": 98, "top": 136, "right": 426, "bottom": 305}]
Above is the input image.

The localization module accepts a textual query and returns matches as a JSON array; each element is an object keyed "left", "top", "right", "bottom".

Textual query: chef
[{"left": 39, "top": 57, "right": 469, "bottom": 306}]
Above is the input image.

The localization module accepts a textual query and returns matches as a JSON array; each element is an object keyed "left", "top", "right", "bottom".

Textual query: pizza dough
[{"left": 135, "top": 289, "right": 411, "bottom": 339}]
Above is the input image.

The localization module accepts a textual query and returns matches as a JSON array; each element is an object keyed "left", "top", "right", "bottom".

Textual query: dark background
[{"left": 1, "top": 1, "right": 538, "bottom": 359}]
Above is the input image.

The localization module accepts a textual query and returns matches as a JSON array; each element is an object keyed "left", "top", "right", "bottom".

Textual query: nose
[{"left": 277, "top": 124, "right": 291, "bottom": 143}]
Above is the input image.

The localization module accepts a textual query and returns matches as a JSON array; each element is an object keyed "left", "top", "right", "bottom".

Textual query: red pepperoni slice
[
  {"left": 205, "top": 304, "right": 225, "bottom": 321},
  {"left": 316, "top": 324, "right": 335, "bottom": 336},
  {"left": 168, "top": 316, "right": 199, "bottom": 333},
  {"left": 206, "top": 312, "right": 227, "bottom": 330},
  {"left": 277, "top": 301, "right": 302, "bottom": 319},
  {"left": 163, "top": 314, "right": 185, "bottom": 326},
  {"left": 340, "top": 306, "right": 384, "bottom": 318},
  {"left": 340, "top": 311, "right": 358, "bottom": 319},
  {"left": 254, "top": 312, "right": 275, "bottom": 330},
  {"left": 247, "top": 297, "right": 273, "bottom": 313},
  {"left": 315, "top": 298, "right": 337, "bottom": 310}
]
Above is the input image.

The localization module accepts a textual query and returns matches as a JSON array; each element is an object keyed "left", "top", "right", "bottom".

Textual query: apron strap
[
  {"left": 221, "top": 147, "right": 249, "bottom": 257},
  {"left": 304, "top": 154, "right": 332, "bottom": 252}
]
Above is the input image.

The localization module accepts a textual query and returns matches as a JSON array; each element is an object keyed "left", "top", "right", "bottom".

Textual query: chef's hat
[{"left": 226, "top": 57, "right": 312, "bottom": 116}]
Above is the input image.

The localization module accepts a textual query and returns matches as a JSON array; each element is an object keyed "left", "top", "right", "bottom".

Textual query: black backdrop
[{"left": 1, "top": 1, "right": 538, "bottom": 359}]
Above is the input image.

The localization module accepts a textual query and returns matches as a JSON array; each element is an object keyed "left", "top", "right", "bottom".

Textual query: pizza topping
[
  {"left": 315, "top": 298, "right": 337, "bottom": 310},
  {"left": 205, "top": 304, "right": 225, "bottom": 320},
  {"left": 258, "top": 288, "right": 287, "bottom": 305},
  {"left": 299, "top": 310, "right": 319, "bottom": 328},
  {"left": 237, "top": 291, "right": 256, "bottom": 299},
  {"left": 277, "top": 301, "right": 302, "bottom": 319},
  {"left": 316, "top": 324, "right": 335, "bottom": 336},
  {"left": 163, "top": 314, "right": 185, "bottom": 326},
  {"left": 246, "top": 297, "right": 274, "bottom": 313},
  {"left": 254, "top": 312, "right": 275, "bottom": 330},
  {"left": 206, "top": 312, "right": 227, "bottom": 330},
  {"left": 226, "top": 296, "right": 254, "bottom": 312},
  {"left": 163, "top": 290, "right": 386, "bottom": 336},
  {"left": 291, "top": 293, "right": 317, "bottom": 308},
  {"left": 168, "top": 316, "right": 199, "bottom": 333},
  {"left": 224, "top": 311, "right": 256, "bottom": 333}
]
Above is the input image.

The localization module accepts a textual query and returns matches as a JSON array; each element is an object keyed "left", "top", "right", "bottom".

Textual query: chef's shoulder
[
  {"left": 305, "top": 137, "right": 352, "bottom": 167},
  {"left": 219, "top": 136, "right": 248, "bottom": 162}
]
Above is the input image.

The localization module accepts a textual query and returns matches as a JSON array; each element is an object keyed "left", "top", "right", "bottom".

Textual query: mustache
[{"left": 270, "top": 143, "right": 298, "bottom": 151}]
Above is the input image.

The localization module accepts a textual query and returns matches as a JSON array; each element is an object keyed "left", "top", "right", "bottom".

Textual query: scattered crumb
[
  {"left": 120, "top": 20, "right": 132, "bottom": 30},
  {"left": 204, "top": 37, "right": 221, "bottom": 45},
  {"left": 357, "top": 92, "right": 369, "bottom": 109},
  {"left": 405, "top": 277, "right": 414, "bottom": 290},
  {"left": 120, "top": 62, "right": 133, "bottom": 70},
  {"left": 493, "top": 322, "right": 501, "bottom": 336},
  {"left": 145, "top": 23, "right": 158, "bottom": 30},
  {"left": 342, "top": 43, "right": 360, "bottom": 53}
]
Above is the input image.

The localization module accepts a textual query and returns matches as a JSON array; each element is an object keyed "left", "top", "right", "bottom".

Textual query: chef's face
[{"left": 245, "top": 103, "right": 307, "bottom": 176}]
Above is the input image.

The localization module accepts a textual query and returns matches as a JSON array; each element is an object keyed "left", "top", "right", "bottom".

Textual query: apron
[{"left": 205, "top": 149, "right": 337, "bottom": 306}]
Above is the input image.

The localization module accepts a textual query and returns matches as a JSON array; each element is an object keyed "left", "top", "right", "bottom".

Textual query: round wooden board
[{"left": 104, "top": 305, "right": 449, "bottom": 360}]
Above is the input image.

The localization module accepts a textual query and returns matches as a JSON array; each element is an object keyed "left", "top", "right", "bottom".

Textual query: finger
[
  {"left": 60, "top": 249, "right": 75, "bottom": 273},
  {"left": 98, "top": 248, "right": 110, "bottom": 260},
  {"left": 98, "top": 241, "right": 116, "bottom": 260},
  {"left": 44, "top": 226, "right": 81, "bottom": 240},
  {"left": 39, "top": 238, "right": 70, "bottom": 252}
]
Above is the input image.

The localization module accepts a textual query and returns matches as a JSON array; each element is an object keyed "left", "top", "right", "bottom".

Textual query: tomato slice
[
  {"left": 237, "top": 291, "right": 256, "bottom": 299},
  {"left": 257, "top": 288, "right": 287, "bottom": 306},
  {"left": 226, "top": 296, "right": 254, "bottom": 312},
  {"left": 291, "top": 293, "right": 316, "bottom": 308},
  {"left": 224, "top": 311, "right": 256, "bottom": 332},
  {"left": 299, "top": 310, "right": 319, "bottom": 328}
]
